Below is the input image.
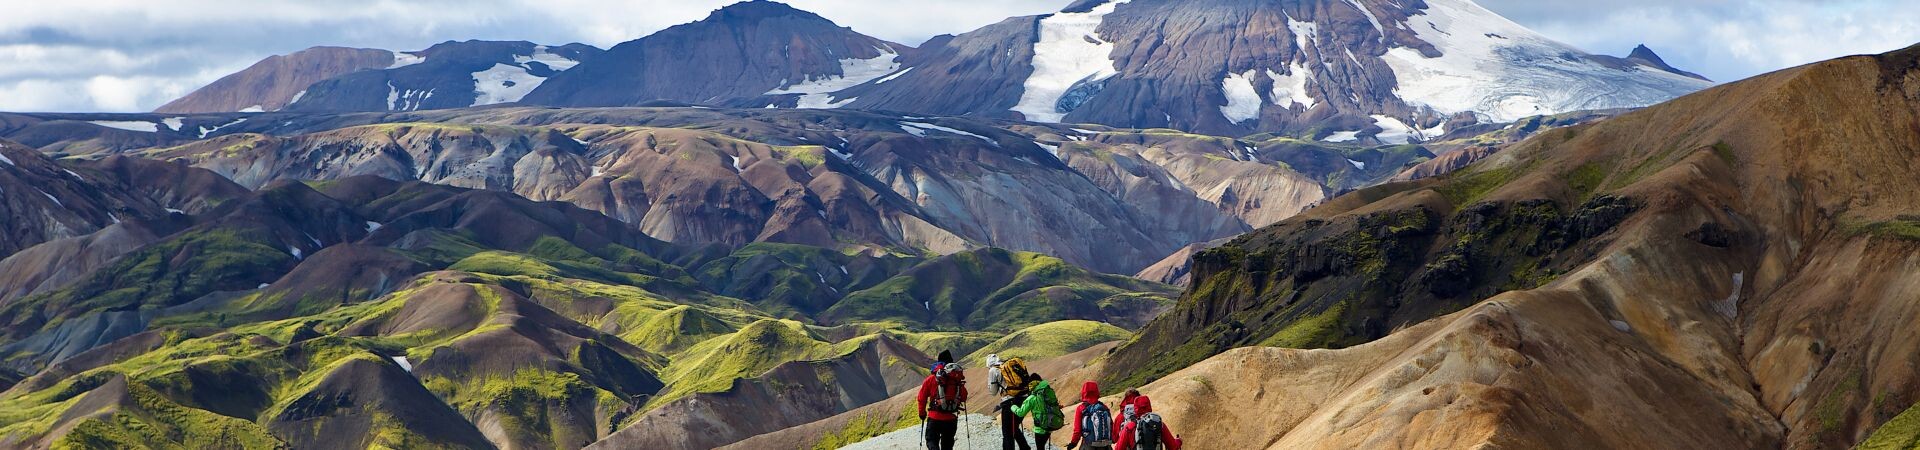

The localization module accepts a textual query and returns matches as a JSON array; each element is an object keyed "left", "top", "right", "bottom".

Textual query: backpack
[
  {"left": 1081, "top": 401, "right": 1114, "bottom": 447},
  {"left": 1001, "top": 358, "right": 1030, "bottom": 397},
  {"left": 928, "top": 368, "right": 963, "bottom": 414},
  {"left": 1032, "top": 383, "right": 1065, "bottom": 431},
  {"left": 1134, "top": 413, "right": 1165, "bottom": 450}
]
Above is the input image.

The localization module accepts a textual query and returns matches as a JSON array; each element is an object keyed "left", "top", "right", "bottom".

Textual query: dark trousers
[
  {"left": 1034, "top": 430, "right": 1052, "bottom": 449},
  {"left": 1000, "top": 403, "right": 1031, "bottom": 450},
  {"left": 926, "top": 419, "right": 957, "bottom": 450}
]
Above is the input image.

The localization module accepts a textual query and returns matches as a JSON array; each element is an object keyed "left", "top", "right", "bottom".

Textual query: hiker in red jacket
[
  {"left": 1065, "top": 381, "right": 1115, "bottom": 449},
  {"left": 1114, "top": 396, "right": 1181, "bottom": 450},
  {"left": 917, "top": 351, "right": 968, "bottom": 450}
]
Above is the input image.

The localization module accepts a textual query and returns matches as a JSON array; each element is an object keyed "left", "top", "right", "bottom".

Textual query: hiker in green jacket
[{"left": 1011, "top": 373, "right": 1066, "bottom": 448}]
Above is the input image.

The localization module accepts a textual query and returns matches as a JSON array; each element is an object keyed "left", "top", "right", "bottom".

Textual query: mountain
[
  {"left": 284, "top": 40, "right": 602, "bottom": 112},
  {"left": 169, "top": 0, "right": 1703, "bottom": 142},
  {"left": 0, "top": 159, "right": 1174, "bottom": 448},
  {"left": 156, "top": 47, "right": 397, "bottom": 114},
  {"left": 520, "top": 0, "right": 910, "bottom": 108},
  {"left": 6, "top": 107, "right": 1340, "bottom": 274},
  {"left": 154, "top": 40, "right": 599, "bottom": 115},
  {"left": 1073, "top": 43, "right": 1920, "bottom": 449},
  {"left": 831, "top": 0, "right": 1711, "bottom": 138}
]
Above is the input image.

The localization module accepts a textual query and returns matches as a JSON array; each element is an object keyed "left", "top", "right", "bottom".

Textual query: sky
[{"left": 0, "top": 0, "right": 1915, "bottom": 112}]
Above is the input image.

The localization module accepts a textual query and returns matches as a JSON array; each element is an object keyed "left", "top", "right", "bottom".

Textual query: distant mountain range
[{"left": 159, "top": 0, "right": 1710, "bottom": 142}]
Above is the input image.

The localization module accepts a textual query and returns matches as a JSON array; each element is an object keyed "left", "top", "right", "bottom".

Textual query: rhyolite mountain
[
  {"left": 521, "top": 0, "right": 910, "bottom": 108},
  {"left": 157, "top": 40, "right": 600, "bottom": 114},
  {"left": 155, "top": 47, "right": 398, "bottom": 114},
  {"left": 2, "top": 107, "right": 1363, "bottom": 274},
  {"left": 1027, "top": 43, "right": 1920, "bottom": 449},
  {"left": 163, "top": 0, "right": 1708, "bottom": 143}
]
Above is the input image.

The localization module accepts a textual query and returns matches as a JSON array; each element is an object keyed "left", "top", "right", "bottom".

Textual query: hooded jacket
[
  {"left": 1068, "top": 381, "right": 1108, "bottom": 445},
  {"left": 916, "top": 367, "right": 967, "bottom": 422},
  {"left": 1115, "top": 396, "right": 1181, "bottom": 450},
  {"left": 1012, "top": 380, "right": 1060, "bottom": 431}
]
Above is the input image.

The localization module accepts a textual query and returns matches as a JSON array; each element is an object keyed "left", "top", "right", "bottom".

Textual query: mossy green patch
[
  {"left": 964, "top": 320, "right": 1130, "bottom": 363},
  {"left": 810, "top": 400, "right": 920, "bottom": 450},
  {"left": 1862, "top": 400, "right": 1920, "bottom": 450},
  {"left": 1257, "top": 302, "right": 1349, "bottom": 348}
]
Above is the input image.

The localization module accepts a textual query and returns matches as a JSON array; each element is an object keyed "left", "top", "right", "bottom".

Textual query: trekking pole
[{"left": 920, "top": 414, "right": 928, "bottom": 450}]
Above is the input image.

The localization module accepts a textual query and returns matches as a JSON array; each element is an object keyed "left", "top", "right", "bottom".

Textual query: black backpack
[
  {"left": 1081, "top": 401, "right": 1114, "bottom": 447},
  {"left": 1135, "top": 413, "right": 1165, "bottom": 450}
]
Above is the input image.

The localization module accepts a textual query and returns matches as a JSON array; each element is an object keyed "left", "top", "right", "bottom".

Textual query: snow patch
[
  {"left": 388, "top": 51, "right": 425, "bottom": 69},
  {"left": 1347, "top": 159, "right": 1367, "bottom": 170},
  {"left": 365, "top": 221, "right": 383, "bottom": 232},
  {"left": 1610, "top": 320, "right": 1632, "bottom": 332},
  {"left": 1219, "top": 70, "right": 1262, "bottom": 124},
  {"left": 1344, "top": 0, "right": 1386, "bottom": 36},
  {"left": 36, "top": 188, "right": 61, "bottom": 207},
  {"left": 392, "top": 356, "right": 413, "bottom": 373},
  {"left": 1287, "top": 14, "right": 1319, "bottom": 51},
  {"left": 874, "top": 67, "right": 913, "bottom": 84},
  {"left": 472, "top": 47, "right": 585, "bottom": 106},
  {"left": 89, "top": 120, "right": 159, "bottom": 132},
  {"left": 1036, "top": 141, "right": 1061, "bottom": 158},
  {"left": 0, "top": 153, "right": 13, "bottom": 166},
  {"left": 472, "top": 63, "right": 545, "bottom": 106},
  {"left": 1369, "top": 115, "right": 1446, "bottom": 144},
  {"left": 289, "top": 246, "right": 303, "bottom": 260},
  {"left": 1323, "top": 131, "right": 1361, "bottom": 143},
  {"left": 197, "top": 118, "right": 247, "bottom": 138},
  {"left": 166, "top": 208, "right": 185, "bottom": 214},
  {"left": 728, "top": 154, "right": 745, "bottom": 171},
  {"left": 1013, "top": 0, "right": 1133, "bottom": 122},
  {"left": 900, "top": 122, "right": 996, "bottom": 145},
  {"left": 286, "top": 90, "right": 306, "bottom": 107},
  {"left": 765, "top": 48, "right": 900, "bottom": 109},
  {"left": 1267, "top": 62, "right": 1317, "bottom": 109},
  {"left": 257, "top": 283, "right": 271, "bottom": 289},
  {"left": 161, "top": 117, "right": 184, "bottom": 132}
]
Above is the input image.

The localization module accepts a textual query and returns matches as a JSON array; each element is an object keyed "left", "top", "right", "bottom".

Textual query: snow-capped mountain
[
  {"left": 156, "top": 47, "right": 398, "bottom": 114},
  {"left": 158, "top": 41, "right": 599, "bottom": 114},
  {"left": 831, "top": 0, "right": 1712, "bottom": 140},
  {"left": 283, "top": 40, "right": 601, "bottom": 112},
  {"left": 162, "top": 0, "right": 1709, "bottom": 142},
  {"left": 521, "top": 0, "right": 910, "bottom": 107}
]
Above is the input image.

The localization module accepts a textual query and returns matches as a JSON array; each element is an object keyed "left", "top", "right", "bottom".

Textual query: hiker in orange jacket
[
  {"left": 917, "top": 351, "right": 968, "bottom": 450},
  {"left": 1114, "top": 396, "right": 1181, "bottom": 450},
  {"left": 1065, "top": 381, "right": 1115, "bottom": 449}
]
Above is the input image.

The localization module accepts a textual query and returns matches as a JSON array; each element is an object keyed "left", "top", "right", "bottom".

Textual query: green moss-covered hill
[{"left": 0, "top": 168, "right": 1170, "bottom": 449}]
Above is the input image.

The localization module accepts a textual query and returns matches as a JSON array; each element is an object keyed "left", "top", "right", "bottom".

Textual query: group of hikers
[{"left": 916, "top": 351, "right": 1182, "bottom": 450}]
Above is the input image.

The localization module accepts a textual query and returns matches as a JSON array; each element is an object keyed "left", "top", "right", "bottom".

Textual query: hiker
[
  {"left": 1115, "top": 389, "right": 1141, "bottom": 439},
  {"left": 1011, "top": 373, "right": 1065, "bottom": 449},
  {"left": 1065, "top": 381, "right": 1114, "bottom": 450},
  {"left": 918, "top": 350, "right": 968, "bottom": 450},
  {"left": 1114, "top": 396, "right": 1181, "bottom": 450},
  {"left": 993, "top": 356, "right": 1033, "bottom": 450},
  {"left": 987, "top": 354, "right": 1005, "bottom": 396}
]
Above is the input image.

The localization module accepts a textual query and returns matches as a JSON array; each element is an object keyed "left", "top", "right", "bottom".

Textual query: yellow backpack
[{"left": 1001, "top": 358, "right": 1030, "bottom": 397}]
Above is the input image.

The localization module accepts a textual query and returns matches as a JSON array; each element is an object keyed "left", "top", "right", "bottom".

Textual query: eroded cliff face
[
  {"left": 1094, "top": 44, "right": 1920, "bottom": 449},
  {"left": 129, "top": 109, "right": 1327, "bottom": 274}
]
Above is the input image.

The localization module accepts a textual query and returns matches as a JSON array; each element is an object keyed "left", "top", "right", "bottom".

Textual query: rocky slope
[
  {"left": 8, "top": 107, "right": 1332, "bottom": 274},
  {"left": 522, "top": 0, "right": 909, "bottom": 108},
  {"left": 156, "top": 47, "right": 397, "bottom": 114},
  {"left": 1079, "top": 43, "right": 1920, "bottom": 449}
]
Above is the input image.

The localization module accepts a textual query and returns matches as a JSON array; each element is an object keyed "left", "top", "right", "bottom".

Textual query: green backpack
[{"left": 1031, "top": 382, "right": 1065, "bottom": 431}]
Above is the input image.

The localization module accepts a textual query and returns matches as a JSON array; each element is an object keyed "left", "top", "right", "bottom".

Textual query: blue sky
[{"left": 0, "top": 0, "right": 1915, "bottom": 112}]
